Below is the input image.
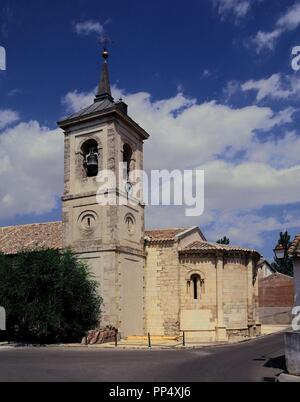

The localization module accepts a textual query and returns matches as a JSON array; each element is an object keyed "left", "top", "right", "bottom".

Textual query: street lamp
[{"left": 274, "top": 243, "right": 285, "bottom": 260}]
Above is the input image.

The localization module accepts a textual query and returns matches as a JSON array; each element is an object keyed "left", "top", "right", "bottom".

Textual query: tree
[
  {"left": 0, "top": 249, "right": 102, "bottom": 343},
  {"left": 272, "top": 231, "right": 294, "bottom": 277},
  {"left": 217, "top": 237, "right": 230, "bottom": 245}
]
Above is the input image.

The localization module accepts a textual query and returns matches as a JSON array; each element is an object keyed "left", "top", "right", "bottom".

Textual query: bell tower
[{"left": 58, "top": 49, "right": 149, "bottom": 337}]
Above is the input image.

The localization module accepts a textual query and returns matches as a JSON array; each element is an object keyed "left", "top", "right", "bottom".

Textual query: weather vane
[
  {"left": 99, "top": 35, "right": 114, "bottom": 61},
  {"left": 99, "top": 35, "right": 114, "bottom": 50}
]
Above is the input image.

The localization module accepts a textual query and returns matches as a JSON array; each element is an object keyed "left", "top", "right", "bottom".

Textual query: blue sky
[{"left": 1, "top": 0, "right": 300, "bottom": 260}]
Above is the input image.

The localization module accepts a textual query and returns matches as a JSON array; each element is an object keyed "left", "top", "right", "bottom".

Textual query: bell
[
  {"left": 86, "top": 153, "right": 98, "bottom": 167},
  {"left": 86, "top": 149, "right": 98, "bottom": 176}
]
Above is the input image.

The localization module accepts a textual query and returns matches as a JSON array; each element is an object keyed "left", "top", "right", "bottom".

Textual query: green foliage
[
  {"left": 272, "top": 231, "right": 294, "bottom": 277},
  {"left": 217, "top": 236, "right": 230, "bottom": 245},
  {"left": 0, "top": 249, "right": 102, "bottom": 343}
]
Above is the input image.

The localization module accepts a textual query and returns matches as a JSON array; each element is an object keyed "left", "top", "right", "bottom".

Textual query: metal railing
[{"left": 114, "top": 332, "right": 187, "bottom": 349}]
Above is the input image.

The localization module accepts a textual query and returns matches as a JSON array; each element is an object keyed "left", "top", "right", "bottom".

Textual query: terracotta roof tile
[
  {"left": 289, "top": 235, "right": 300, "bottom": 257},
  {"left": 0, "top": 222, "right": 258, "bottom": 257},
  {"left": 145, "top": 228, "right": 188, "bottom": 242},
  {"left": 180, "top": 241, "right": 259, "bottom": 255},
  {"left": 0, "top": 224, "right": 190, "bottom": 254},
  {"left": 0, "top": 222, "right": 63, "bottom": 255}
]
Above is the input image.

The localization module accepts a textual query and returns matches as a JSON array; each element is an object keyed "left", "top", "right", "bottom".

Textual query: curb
[{"left": 278, "top": 373, "right": 300, "bottom": 382}]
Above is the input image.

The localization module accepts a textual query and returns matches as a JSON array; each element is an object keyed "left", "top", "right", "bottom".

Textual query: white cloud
[
  {"left": 0, "top": 121, "right": 63, "bottom": 219},
  {"left": 203, "top": 209, "right": 300, "bottom": 246},
  {"left": 0, "top": 109, "right": 19, "bottom": 129},
  {"left": 63, "top": 86, "right": 300, "bottom": 250},
  {"left": 8, "top": 88, "right": 22, "bottom": 97},
  {"left": 252, "top": 29, "right": 282, "bottom": 53},
  {"left": 74, "top": 20, "right": 104, "bottom": 36},
  {"left": 223, "top": 80, "right": 240, "bottom": 100},
  {"left": 202, "top": 69, "right": 211, "bottom": 77},
  {"left": 176, "top": 83, "right": 184, "bottom": 92},
  {"left": 277, "top": 2, "right": 300, "bottom": 30},
  {"left": 201, "top": 160, "right": 300, "bottom": 210},
  {"left": 64, "top": 86, "right": 294, "bottom": 168},
  {"left": 246, "top": 130, "right": 300, "bottom": 168},
  {"left": 242, "top": 73, "right": 300, "bottom": 102},
  {"left": 62, "top": 88, "right": 97, "bottom": 113},
  {"left": 144, "top": 205, "right": 300, "bottom": 248},
  {"left": 2, "top": 84, "right": 299, "bottom": 250},
  {"left": 213, "top": 0, "right": 252, "bottom": 20},
  {"left": 252, "top": 2, "right": 300, "bottom": 52}
]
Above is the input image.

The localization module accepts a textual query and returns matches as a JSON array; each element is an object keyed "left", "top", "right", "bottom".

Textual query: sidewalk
[
  {"left": 0, "top": 325, "right": 290, "bottom": 350},
  {"left": 93, "top": 326, "right": 291, "bottom": 349},
  {"left": 261, "top": 324, "right": 291, "bottom": 336},
  {"left": 60, "top": 326, "right": 290, "bottom": 350}
]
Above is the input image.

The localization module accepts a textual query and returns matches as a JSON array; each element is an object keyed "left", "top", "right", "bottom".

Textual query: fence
[{"left": 113, "top": 332, "right": 187, "bottom": 349}]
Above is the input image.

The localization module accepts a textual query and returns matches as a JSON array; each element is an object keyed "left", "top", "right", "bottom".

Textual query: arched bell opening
[
  {"left": 123, "top": 143, "right": 133, "bottom": 179},
  {"left": 82, "top": 139, "right": 99, "bottom": 177}
]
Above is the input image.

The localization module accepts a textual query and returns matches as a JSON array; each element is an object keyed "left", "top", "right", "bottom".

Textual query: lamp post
[{"left": 274, "top": 243, "right": 285, "bottom": 260}]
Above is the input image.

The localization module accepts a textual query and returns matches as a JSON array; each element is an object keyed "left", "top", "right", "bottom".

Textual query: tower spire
[{"left": 95, "top": 48, "right": 114, "bottom": 103}]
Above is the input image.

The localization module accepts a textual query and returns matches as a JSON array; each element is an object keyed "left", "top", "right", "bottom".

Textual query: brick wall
[
  {"left": 259, "top": 273, "right": 294, "bottom": 325},
  {"left": 259, "top": 273, "right": 294, "bottom": 307}
]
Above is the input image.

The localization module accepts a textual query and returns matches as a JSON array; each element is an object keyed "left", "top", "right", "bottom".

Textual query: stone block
[{"left": 285, "top": 331, "right": 300, "bottom": 376}]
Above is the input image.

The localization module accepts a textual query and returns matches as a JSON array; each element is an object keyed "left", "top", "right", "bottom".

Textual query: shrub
[{"left": 0, "top": 249, "right": 102, "bottom": 343}]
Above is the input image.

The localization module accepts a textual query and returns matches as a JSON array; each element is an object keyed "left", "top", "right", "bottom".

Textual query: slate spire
[{"left": 95, "top": 48, "right": 114, "bottom": 103}]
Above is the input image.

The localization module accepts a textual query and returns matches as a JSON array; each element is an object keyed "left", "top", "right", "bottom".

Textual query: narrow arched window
[
  {"left": 82, "top": 139, "right": 99, "bottom": 177},
  {"left": 191, "top": 274, "right": 201, "bottom": 300},
  {"left": 123, "top": 144, "right": 133, "bottom": 178}
]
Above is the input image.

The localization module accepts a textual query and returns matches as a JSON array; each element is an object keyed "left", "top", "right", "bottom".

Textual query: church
[{"left": 0, "top": 49, "right": 261, "bottom": 343}]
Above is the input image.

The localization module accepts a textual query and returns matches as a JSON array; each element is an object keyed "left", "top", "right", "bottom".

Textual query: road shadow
[
  {"left": 262, "top": 355, "right": 287, "bottom": 382},
  {"left": 264, "top": 355, "right": 286, "bottom": 371},
  {"left": 253, "top": 354, "right": 287, "bottom": 382}
]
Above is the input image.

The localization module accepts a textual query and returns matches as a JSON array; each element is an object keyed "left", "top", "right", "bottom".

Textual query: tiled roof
[
  {"left": 289, "top": 235, "right": 300, "bottom": 257},
  {"left": 145, "top": 228, "right": 189, "bottom": 242},
  {"left": 0, "top": 222, "right": 258, "bottom": 257},
  {"left": 0, "top": 224, "right": 189, "bottom": 254},
  {"left": 0, "top": 222, "right": 63, "bottom": 255},
  {"left": 64, "top": 97, "right": 115, "bottom": 121},
  {"left": 58, "top": 100, "right": 149, "bottom": 140},
  {"left": 180, "top": 241, "right": 259, "bottom": 255}
]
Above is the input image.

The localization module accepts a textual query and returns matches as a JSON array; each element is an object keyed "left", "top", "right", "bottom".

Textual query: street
[{"left": 0, "top": 333, "right": 286, "bottom": 382}]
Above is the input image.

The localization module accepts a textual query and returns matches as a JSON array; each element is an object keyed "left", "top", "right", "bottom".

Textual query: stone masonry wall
[
  {"left": 222, "top": 257, "right": 249, "bottom": 330},
  {"left": 179, "top": 255, "right": 217, "bottom": 326},
  {"left": 145, "top": 243, "right": 258, "bottom": 339},
  {"left": 158, "top": 245, "right": 181, "bottom": 336},
  {"left": 144, "top": 245, "right": 165, "bottom": 335}
]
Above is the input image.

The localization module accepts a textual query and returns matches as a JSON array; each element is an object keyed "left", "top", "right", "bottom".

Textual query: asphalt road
[{"left": 0, "top": 333, "right": 286, "bottom": 382}]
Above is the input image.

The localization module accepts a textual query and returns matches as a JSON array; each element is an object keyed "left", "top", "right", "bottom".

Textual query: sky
[{"left": 1, "top": 0, "right": 300, "bottom": 260}]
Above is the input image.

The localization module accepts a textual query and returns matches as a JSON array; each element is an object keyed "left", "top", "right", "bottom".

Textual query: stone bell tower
[{"left": 58, "top": 49, "right": 149, "bottom": 337}]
